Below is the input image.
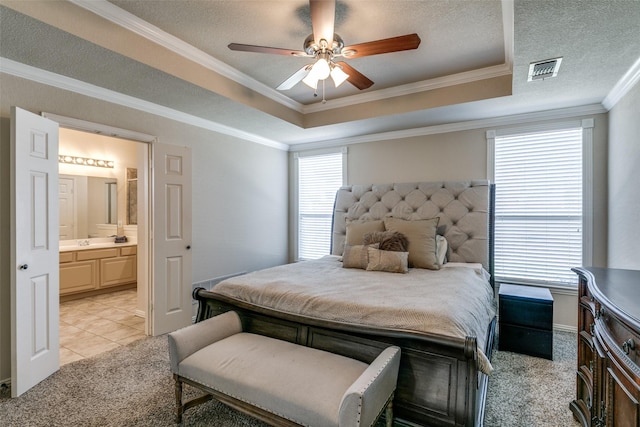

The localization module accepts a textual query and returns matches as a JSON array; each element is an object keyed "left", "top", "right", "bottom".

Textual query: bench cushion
[{"left": 179, "top": 332, "right": 368, "bottom": 427}]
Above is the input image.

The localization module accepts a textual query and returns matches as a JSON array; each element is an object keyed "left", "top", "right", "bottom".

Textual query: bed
[{"left": 193, "top": 180, "right": 497, "bottom": 427}]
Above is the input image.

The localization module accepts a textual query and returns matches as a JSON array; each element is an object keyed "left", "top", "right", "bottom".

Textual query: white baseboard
[
  {"left": 553, "top": 324, "right": 577, "bottom": 333},
  {"left": 134, "top": 309, "right": 145, "bottom": 319}
]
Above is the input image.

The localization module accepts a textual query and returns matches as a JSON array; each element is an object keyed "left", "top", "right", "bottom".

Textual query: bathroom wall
[{"left": 59, "top": 128, "right": 139, "bottom": 237}]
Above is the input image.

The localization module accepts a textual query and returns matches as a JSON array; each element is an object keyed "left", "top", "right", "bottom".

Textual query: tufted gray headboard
[{"left": 331, "top": 180, "right": 495, "bottom": 276}]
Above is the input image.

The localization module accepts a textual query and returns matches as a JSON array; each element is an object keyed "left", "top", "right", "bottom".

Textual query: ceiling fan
[{"left": 228, "top": 0, "right": 421, "bottom": 98}]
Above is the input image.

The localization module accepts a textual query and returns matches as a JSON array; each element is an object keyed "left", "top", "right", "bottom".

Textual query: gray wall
[
  {"left": 0, "top": 74, "right": 289, "bottom": 382},
  {"left": 608, "top": 82, "right": 640, "bottom": 269}
]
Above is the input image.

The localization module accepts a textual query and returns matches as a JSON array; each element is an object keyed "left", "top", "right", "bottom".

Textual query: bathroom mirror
[{"left": 59, "top": 175, "right": 118, "bottom": 239}]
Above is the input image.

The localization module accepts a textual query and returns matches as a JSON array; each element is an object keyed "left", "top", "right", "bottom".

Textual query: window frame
[
  {"left": 293, "top": 147, "right": 347, "bottom": 261},
  {"left": 487, "top": 119, "right": 594, "bottom": 289}
]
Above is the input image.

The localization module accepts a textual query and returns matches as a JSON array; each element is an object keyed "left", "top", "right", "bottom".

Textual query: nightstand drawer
[
  {"left": 500, "top": 296, "right": 553, "bottom": 329},
  {"left": 500, "top": 324, "right": 553, "bottom": 359},
  {"left": 499, "top": 284, "right": 553, "bottom": 330}
]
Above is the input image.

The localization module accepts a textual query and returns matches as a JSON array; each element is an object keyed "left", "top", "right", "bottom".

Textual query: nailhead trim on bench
[{"left": 353, "top": 350, "right": 397, "bottom": 426}]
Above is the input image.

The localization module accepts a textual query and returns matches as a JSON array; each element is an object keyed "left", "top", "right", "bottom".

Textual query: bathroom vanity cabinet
[{"left": 60, "top": 244, "right": 137, "bottom": 300}]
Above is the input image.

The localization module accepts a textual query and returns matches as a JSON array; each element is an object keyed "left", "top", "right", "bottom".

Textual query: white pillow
[{"left": 436, "top": 235, "right": 448, "bottom": 266}]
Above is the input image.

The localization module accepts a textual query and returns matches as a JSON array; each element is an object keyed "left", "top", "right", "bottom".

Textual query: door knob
[
  {"left": 186, "top": 245, "right": 191, "bottom": 250},
  {"left": 18, "top": 264, "right": 28, "bottom": 270}
]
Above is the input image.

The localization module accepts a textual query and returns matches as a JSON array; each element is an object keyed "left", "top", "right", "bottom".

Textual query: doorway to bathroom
[
  {"left": 11, "top": 107, "right": 193, "bottom": 396},
  {"left": 56, "top": 127, "right": 149, "bottom": 364},
  {"left": 58, "top": 127, "right": 148, "bottom": 365}
]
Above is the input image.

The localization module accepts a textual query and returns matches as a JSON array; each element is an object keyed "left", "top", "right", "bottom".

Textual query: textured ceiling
[
  {"left": 109, "top": 0, "right": 506, "bottom": 103},
  {"left": 1, "top": 0, "right": 639, "bottom": 148}
]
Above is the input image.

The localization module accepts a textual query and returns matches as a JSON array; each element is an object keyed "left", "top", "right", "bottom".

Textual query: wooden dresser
[{"left": 571, "top": 267, "right": 640, "bottom": 427}]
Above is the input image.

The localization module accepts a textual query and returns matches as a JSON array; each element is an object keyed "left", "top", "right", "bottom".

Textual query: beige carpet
[
  {"left": 0, "top": 331, "right": 580, "bottom": 426},
  {"left": 484, "top": 330, "right": 580, "bottom": 426}
]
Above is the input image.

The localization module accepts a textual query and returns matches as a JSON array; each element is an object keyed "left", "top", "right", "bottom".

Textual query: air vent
[{"left": 528, "top": 57, "right": 563, "bottom": 82}]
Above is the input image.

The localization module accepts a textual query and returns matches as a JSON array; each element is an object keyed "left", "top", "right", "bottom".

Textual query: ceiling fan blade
[
  {"left": 228, "top": 43, "right": 308, "bottom": 57},
  {"left": 342, "top": 33, "right": 421, "bottom": 58},
  {"left": 310, "top": 0, "right": 335, "bottom": 46},
  {"left": 335, "top": 62, "right": 373, "bottom": 90},
  {"left": 276, "top": 65, "right": 312, "bottom": 90}
]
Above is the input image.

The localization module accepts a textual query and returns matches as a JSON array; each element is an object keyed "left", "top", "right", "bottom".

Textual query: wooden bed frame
[{"left": 194, "top": 181, "right": 496, "bottom": 427}]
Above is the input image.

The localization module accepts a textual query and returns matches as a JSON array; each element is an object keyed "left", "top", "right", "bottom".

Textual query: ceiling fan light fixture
[
  {"left": 330, "top": 65, "right": 349, "bottom": 87},
  {"left": 312, "top": 56, "right": 331, "bottom": 80},
  {"left": 302, "top": 73, "right": 319, "bottom": 90}
]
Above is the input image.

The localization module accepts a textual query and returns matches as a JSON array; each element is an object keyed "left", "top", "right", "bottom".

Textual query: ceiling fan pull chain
[{"left": 322, "top": 79, "right": 327, "bottom": 104}]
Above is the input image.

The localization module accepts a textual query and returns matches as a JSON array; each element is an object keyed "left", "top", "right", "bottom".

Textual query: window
[
  {"left": 295, "top": 149, "right": 346, "bottom": 260},
  {"left": 488, "top": 121, "right": 593, "bottom": 287}
]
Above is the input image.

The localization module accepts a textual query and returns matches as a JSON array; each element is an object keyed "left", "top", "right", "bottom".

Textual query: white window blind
[
  {"left": 494, "top": 128, "right": 583, "bottom": 287},
  {"left": 297, "top": 151, "right": 344, "bottom": 260}
]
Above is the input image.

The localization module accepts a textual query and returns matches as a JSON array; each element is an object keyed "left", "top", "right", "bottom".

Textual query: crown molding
[
  {"left": 301, "top": 63, "right": 513, "bottom": 113},
  {"left": 2, "top": 57, "right": 608, "bottom": 154},
  {"left": 290, "top": 104, "right": 606, "bottom": 152},
  {"left": 69, "top": 0, "right": 304, "bottom": 112},
  {"left": 70, "top": 0, "right": 516, "bottom": 116},
  {"left": 41, "top": 112, "right": 157, "bottom": 143},
  {"left": 0, "top": 58, "right": 288, "bottom": 151},
  {"left": 602, "top": 55, "right": 640, "bottom": 110},
  {"left": 501, "top": 0, "right": 514, "bottom": 69}
]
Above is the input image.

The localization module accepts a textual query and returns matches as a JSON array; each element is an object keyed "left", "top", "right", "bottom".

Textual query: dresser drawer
[
  {"left": 601, "top": 309, "right": 639, "bottom": 366},
  {"left": 579, "top": 302, "right": 595, "bottom": 336}
]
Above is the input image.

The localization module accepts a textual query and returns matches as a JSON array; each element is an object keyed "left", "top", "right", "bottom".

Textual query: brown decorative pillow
[
  {"left": 345, "top": 219, "right": 385, "bottom": 246},
  {"left": 363, "top": 231, "right": 409, "bottom": 252},
  {"left": 366, "top": 247, "right": 409, "bottom": 273},
  {"left": 383, "top": 217, "right": 440, "bottom": 270},
  {"left": 343, "top": 243, "right": 380, "bottom": 269}
]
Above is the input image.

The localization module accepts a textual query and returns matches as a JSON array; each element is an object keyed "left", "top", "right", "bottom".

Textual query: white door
[
  {"left": 59, "top": 176, "right": 75, "bottom": 240},
  {"left": 151, "top": 143, "right": 192, "bottom": 335},
  {"left": 10, "top": 107, "right": 60, "bottom": 397}
]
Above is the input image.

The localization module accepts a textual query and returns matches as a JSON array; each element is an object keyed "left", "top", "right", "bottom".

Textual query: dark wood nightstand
[{"left": 499, "top": 283, "right": 554, "bottom": 360}]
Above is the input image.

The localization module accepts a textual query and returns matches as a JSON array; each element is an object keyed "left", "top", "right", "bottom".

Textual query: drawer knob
[{"left": 622, "top": 338, "right": 635, "bottom": 355}]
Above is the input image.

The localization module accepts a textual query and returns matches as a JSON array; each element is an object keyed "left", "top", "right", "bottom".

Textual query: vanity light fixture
[{"left": 58, "top": 154, "right": 115, "bottom": 168}]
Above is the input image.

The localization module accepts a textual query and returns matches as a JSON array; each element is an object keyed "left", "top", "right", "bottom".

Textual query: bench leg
[
  {"left": 174, "top": 374, "right": 184, "bottom": 423},
  {"left": 385, "top": 396, "right": 394, "bottom": 427}
]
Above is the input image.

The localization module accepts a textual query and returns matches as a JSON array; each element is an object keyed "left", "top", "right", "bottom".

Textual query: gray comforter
[{"left": 213, "top": 256, "right": 496, "bottom": 374}]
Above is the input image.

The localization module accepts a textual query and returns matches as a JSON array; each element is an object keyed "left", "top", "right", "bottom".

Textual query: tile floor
[{"left": 59, "top": 289, "right": 146, "bottom": 365}]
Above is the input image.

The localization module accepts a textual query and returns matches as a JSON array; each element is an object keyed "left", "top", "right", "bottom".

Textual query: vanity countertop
[{"left": 60, "top": 238, "right": 137, "bottom": 252}]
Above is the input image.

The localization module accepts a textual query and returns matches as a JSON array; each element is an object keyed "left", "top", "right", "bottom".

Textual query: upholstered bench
[{"left": 168, "top": 311, "right": 401, "bottom": 427}]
